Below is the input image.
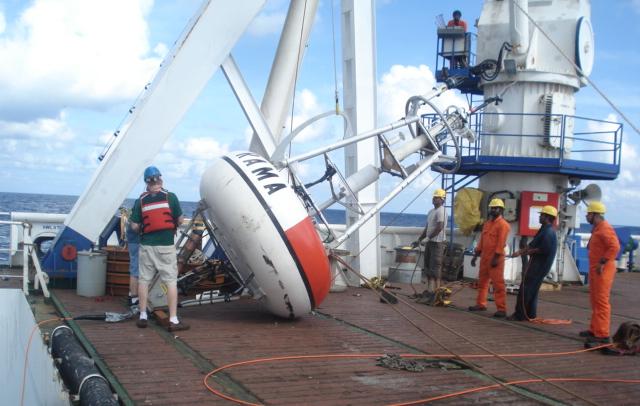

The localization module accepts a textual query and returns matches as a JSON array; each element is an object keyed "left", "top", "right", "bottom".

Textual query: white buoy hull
[{"left": 200, "top": 151, "right": 331, "bottom": 318}]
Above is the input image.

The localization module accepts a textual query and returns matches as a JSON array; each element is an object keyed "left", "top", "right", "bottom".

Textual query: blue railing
[{"left": 423, "top": 112, "right": 623, "bottom": 180}]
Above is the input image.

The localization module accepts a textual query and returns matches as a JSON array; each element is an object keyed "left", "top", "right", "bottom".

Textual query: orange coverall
[
  {"left": 474, "top": 216, "right": 511, "bottom": 311},
  {"left": 588, "top": 220, "right": 620, "bottom": 338}
]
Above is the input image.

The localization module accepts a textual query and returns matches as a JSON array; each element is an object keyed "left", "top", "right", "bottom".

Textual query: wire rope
[
  {"left": 330, "top": 0, "right": 340, "bottom": 113},
  {"left": 335, "top": 257, "right": 601, "bottom": 406}
]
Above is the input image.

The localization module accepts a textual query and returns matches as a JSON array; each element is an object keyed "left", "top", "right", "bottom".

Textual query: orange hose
[
  {"left": 20, "top": 317, "right": 71, "bottom": 406},
  {"left": 390, "top": 377, "right": 640, "bottom": 405},
  {"left": 203, "top": 345, "right": 613, "bottom": 405}
]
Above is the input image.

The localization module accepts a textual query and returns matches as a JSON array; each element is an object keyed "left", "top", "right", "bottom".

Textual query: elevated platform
[
  {"left": 426, "top": 112, "right": 623, "bottom": 181},
  {"left": 458, "top": 155, "right": 620, "bottom": 180},
  {"left": 435, "top": 28, "right": 482, "bottom": 95}
]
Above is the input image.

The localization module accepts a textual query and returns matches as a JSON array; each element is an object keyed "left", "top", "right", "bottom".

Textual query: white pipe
[
  {"left": 382, "top": 120, "right": 449, "bottom": 170},
  {"left": 251, "top": 0, "right": 319, "bottom": 151},
  {"left": 334, "top": 152, "right": 441, "bottom": 246},
  {"left": 316, "top": 164, "right": 380, "bottom": 212},
  {"left": 10, "top": 212, "right": 66, "bottom": 223},
  {"left": 280, "top": 115, "right": 420, "bottom": 166},
  {"left": 279, "top": 83, "right": 452, "bottom": 166},
  {"left": 222, "top": 55, "right": 277, "bottom": 156}
]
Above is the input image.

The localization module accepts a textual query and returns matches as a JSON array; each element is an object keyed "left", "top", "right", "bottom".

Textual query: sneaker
[
  {"left": 136, "top": 318, "right": 148, "bottom": 328},
  {"left": 128, "top": 296, "right": 139, "bottom": 307},
  {"left": 468, "top": 305, "right": 487, "bottom": 311},
  {"left": 168, "top": 321, "right": 190, "bottom": 332},
  {"left": 579, "top": 330, "right": 594, "bottom": 338},
  {"left": 493, "top": 311, "right": 507, "bottom": 318}
]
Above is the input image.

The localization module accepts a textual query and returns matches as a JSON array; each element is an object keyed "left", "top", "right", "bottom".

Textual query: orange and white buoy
[{"left": 200, "top": 151, "right": 331, "bottom": 318}]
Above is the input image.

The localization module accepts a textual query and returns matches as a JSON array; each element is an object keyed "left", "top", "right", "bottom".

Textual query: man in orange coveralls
[
  {"left": 581, "top": 201, "right": 620, "bottom": 345},
  {"left": 469, "top": 198, "right": 511, "bottom": 318}
]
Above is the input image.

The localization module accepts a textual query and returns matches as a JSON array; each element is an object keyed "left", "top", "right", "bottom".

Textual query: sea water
[{"left": 0, "top": 192, "right": 428, "bottom": 263}]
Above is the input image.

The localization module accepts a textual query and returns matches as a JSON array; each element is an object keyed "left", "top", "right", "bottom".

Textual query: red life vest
[{"left": 140, "top": 191, "right": 175, "bottom": 233}]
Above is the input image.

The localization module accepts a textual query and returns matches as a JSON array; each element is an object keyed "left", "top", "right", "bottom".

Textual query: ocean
[
  {"left": 0, "top": 192, "right": 428, "bottom": 263},
  {"left": 3, "top": 192, "right": 638, "bottom": 264}
]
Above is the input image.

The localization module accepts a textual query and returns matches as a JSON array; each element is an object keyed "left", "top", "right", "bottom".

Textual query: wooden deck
[{"left": 4, "top": 269, "right": 640, "bottom": 405}]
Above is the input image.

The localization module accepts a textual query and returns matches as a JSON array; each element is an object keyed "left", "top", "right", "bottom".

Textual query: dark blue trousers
[{"left": 513, "top": 263, "right": 548, "bottom": 320}]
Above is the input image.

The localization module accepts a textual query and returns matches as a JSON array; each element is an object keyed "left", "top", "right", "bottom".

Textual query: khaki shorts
[
  {"left": 423, "top": 241, "right": 446, "bottom": 279},
  {"left": 139, "top": 245, "right": 178, "bottom": 285}
]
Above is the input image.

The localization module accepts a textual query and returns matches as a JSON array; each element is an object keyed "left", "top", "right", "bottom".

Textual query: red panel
[
  {"left": 285, "top": 217, "right": 331, "bottom": 307},
  {"left": 518, "top": 191, "right": 559, "bottom": 236}
]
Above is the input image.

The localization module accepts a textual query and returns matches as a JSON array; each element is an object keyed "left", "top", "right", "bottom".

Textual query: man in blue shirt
[{"left": 508, "top": 205, "right": 558, "bottom": 321}]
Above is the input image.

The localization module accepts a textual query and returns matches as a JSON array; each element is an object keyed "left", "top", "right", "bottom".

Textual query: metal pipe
[
  {"left": 334, "top": 151, "right": 441, "bottom": 246},
  {"left": 281, "top": 115, "right": 421, "bottom": 166},
  {"left": 278, "top": 84, "right": 453, "bottom": 166},
  {"left": 316, "top": 164, "right": 380, "bottom": 212},
  {"left": 251, "top": 0, "right": 319, "bottom": 150},
  {"left": 381, "top": 121, "right": 448, "bottom": 170}
]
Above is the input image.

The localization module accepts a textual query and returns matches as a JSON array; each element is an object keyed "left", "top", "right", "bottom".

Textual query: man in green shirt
[{"left": 130, "top": 166, "right": 188, "bottom": 332}]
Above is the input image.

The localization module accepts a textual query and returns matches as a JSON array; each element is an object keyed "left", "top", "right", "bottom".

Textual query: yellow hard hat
[
  {"left": 433, "top": 188, "right": 446, "bottom": 199},
  {"left": 488, "top": 198, "right": 505, "bottom": 208},
  {"left": 587, "top": 201, "right": 606, "bottom": 214},
  {"left": 540, "top": 205, "right": 558, "bottom": 217}
]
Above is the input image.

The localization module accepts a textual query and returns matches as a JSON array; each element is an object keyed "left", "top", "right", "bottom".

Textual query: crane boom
[{"left": 43, "top": 0, "right": 267, "bottom": 272}]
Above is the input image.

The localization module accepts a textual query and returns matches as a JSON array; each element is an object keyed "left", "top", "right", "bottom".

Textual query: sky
[{"left": 0, "top": 0, "right": 639, "bottom": 226}]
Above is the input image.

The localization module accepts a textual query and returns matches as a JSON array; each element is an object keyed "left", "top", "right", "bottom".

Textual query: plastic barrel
[{"left": 76, "top": 251, "right": 107, "bottom": 297}]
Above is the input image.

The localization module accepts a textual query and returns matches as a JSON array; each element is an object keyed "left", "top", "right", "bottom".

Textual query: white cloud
[
  {"left": 0, "top": 114, "right": 75, "bottom": 141},
  {"left": 98, "top": 131, "right": 116, "bottom": 145},
  {"left": 153, "top": 42, "right": 169, "bottom": 59},
  {"left": 5, "top": 139, "right": 17, "bottom": 153},
  {"left": 378, "top": 64, "right": 466, "bottom": 125},
  {"left": 583, "top": 112, "right": 640, "bottom": 224},
  {"left": 153, "top": 137, "right": 231, "bottom": 185},
  {"left": 0, "top": 0, "right": 164, "bottom": 121},
  {"left": 247, "top": 11, "right": 286, "bottom": 36},
  {"left": 586, "top": 113, "right": 620, "bottom": 134},
  {"left": 181, "top": 137, "right": 229, "bottom": 160},
  {"left": 290, "top": 89, "right": 330, "bottom": 142},
  {"left": 377, "top": 64, "right": 467, "bottom": 196}
]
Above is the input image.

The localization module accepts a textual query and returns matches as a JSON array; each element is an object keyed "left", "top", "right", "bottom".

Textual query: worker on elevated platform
[
  {"left": 445, "top": 10, "right": 468, "bottom": 68},
  {"left": 130, "top": 166, "right": 189, "bottom": 332},
  {"left": 469, "top": 198, "right": 511, "bottom": 318},
  {"left": 582, "top": 201, "right": 620, "bottom": 345},
  {"left": 412, "top": 188, "right": 448, "bottom": 292},
  {"left": 447, "top": 10, "right": 467, "bottom": 32},
  {"left": 509, "top": 205, "right": 558, "bottom": 321}
]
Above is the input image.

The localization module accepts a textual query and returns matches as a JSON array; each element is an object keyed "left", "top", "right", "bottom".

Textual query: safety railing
[
  {"left": 423, "top": 112, "right": 623, "bottom": 179},
  {"left": 0, "top": 213, "right": 50, "bottom": 297}
]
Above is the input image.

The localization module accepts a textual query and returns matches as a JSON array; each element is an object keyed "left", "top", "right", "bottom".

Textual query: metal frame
[
  {"left": 424, "top": 111, "right": 623, "bottom": 180},
  {"left": 0, "top": 219, "right": 50, "bottom": 297}
]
